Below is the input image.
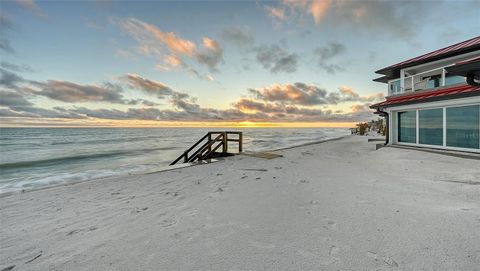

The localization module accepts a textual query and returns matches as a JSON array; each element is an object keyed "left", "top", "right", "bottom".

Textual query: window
[
  {"left": 425, "top": 75, "right": 441, "bottom": 89},
  {"left": 419, "top": 109, "right": 443, "bottom": 146},
  {"left": 446, "top": 105, "right": 480, "bottom": 149},
  {"left": 445, "top": 74, "right": 465, "bottom": 86},
  {"left": 398, "top": 111, "right": 416, "bottom": 143},
  {"left": 389, "top": 80, "right": 401, "bottom": 95}
]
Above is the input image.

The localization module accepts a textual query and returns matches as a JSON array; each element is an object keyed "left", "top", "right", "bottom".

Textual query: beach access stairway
[{"left": 170, "top": 131, "right": 243, "bottom": 165}]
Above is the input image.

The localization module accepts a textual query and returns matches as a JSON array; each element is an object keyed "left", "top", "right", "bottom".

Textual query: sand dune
[{"left": 1, "top": 136, "right": 479, "bottom": 270}]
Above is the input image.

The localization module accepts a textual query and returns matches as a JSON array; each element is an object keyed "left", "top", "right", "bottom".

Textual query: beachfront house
[{"left": 370, "top": 36, "right": 480, "bottom": 153}]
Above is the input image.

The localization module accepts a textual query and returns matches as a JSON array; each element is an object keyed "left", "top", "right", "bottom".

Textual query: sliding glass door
[
  {"left": 419, "top": 109, "right": 443, "bottom": 146},
  {"left": 396, "top": 104, "right": 480, "bottom": 150},
  {"left": 398, "top": 111, "right": 416, "bottom": 143},
  {"left": 446, "top": 105, "right": 480, "bottom": 149}
]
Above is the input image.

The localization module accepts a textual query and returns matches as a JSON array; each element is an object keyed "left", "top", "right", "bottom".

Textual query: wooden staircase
[{"left": 170, "top": 131, "right": 243, "bottom": 165}]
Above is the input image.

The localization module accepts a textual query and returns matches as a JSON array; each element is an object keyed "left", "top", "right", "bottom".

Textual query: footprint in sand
[
  {"left": 131, "top": 207, "right": 149, "bottom": 214},
  {"left": 184, "top": 209, "right": 198, "bottom": 217},
  {"left": 173, "top": 229, "right": 201, "bottom": 242},
  {"left": 66, "top": 225, "right": 98, "bottom": 236},
  {"left": 159, "top": 217, "right": 177, "bottom": 227},
  {"left": 322, "top": 216, "right": 336, "bottom": 229},
  {"left": 366, "top": 251, "right": 399, "bottom": 267},
  {"left": 329, "top": 245, "right": 340, "bottom": 259},
  {"left": 67, "top": 229, "right": 82, "bottom": 236},
  {"left": 1, "top": 265, "right": 15, "bottom": 271}
]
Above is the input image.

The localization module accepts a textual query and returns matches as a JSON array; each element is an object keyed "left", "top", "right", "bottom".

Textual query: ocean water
[{"left": 0, "top": 127, "right": 349, "bottom": 193}]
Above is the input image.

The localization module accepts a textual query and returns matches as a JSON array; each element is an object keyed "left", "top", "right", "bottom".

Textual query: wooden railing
[{"left": 170, "top": 131, "right": 243, "bottom": 165}]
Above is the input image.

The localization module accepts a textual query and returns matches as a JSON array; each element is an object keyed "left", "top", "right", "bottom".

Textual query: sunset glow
[{"left": 1, "top": 1, "right": 478, "bottom": 127}]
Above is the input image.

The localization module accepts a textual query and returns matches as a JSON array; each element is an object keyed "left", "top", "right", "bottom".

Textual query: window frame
[
  {"left": 392, "top": 102, "right": 480, "bottom": 153},
  {"left": 418, "top": 108, "right": 444, "bottom": 146}
]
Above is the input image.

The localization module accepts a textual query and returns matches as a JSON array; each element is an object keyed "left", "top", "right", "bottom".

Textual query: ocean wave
[
  {"left": 0, "top": 146, "right": 178, "bottom": 170},
  {"left": 0, "top": 164, "right": 157, "bottom": 194},
  {"left": 0, "top": 128, "right": 350, "bottom": 193},
  {"left": 49, "top": 135, "right": 171, "bottom": 146}
]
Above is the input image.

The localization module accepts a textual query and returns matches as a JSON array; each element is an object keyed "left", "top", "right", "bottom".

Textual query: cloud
[
  {"left": 0, "top": 38, "right": 14, "bottom": 54},
  {"left": 327, "top": 86, "right": 384, "bottom": 104},
  {"left": 221, "top": 27, "right": 302, "bottom": 75},
  {"left": 122, "top": 17, "right": 195, "bottom": 57},
  {"left": 28, "top": 80, "right": 127, "bottom": 104},
  {"left": 121, "top": 73, "right": 174, "bottom": 97},
  {"left": 231, "top": 82, "right": 382, "bottom": 122},
  {"left": 232, "top": 98, "right": 361, "bottom": 122},
  {"left": 255, "top": 45, "right": 298, "bottom": 74},
  {"left": 170, "top": 93, "right": 200, "bottom": 113},
  {"left": 138, "top": 99, "right": 160, "bottom": 107},
  {"left": 0, "top": 90, "right": 33, "bottom": 108},
  {"left": 121, "top": 73, "right": 201, "bottom": 109},
  {"left": 120, "top": 17, "right": 223, "bottom": 74},
  {"left": 1, "top": 69, "right": 382, "bottom": 123},
  {"left": 316, "top": 41, "right": 346, "bottom": 58},
  {"left": 15, "top": 0, "right": 48, "bottom": 19},
  {"left": 221, "top": 26, "right": 255, "bottom": 48},
  {"left": 265, "top": 0, "right": 330, "bottom": 24},
  {"left": 0, "top": 68, "right": 25, "bottom": 88},
  {"left": 0, "top": 91, "right": 87, "bottom": 119},
  {"left": 195, "top": 38, "right": 223, "bottom": 72},
  {"left": 264, "top": 0, "right": 433, "bottom": 39},
  {"left": 350, "top": 103, "right": 370, "bottom": 113},
  {"left": 234, "top": 98, "right": 286, "bottom": 114},
  {"left": 265, "top": 6, "right": 286, "bottom": 21},
  {"left": 247, "top": 83, "right": 383, "bottom": 106},
  {"left": 309, "top": 0, "right": 331, "bottom": 23},
  {"left": 0, "top": 13, "right": 13, "bottom": 30},
  {"left": 0, "top": 13, "right": 14, "bottom": 54},
  {"left": 1, "top": 69, "right": 191, "bottom": 108},
  {"left": 1, "top": 61, "right": 34, "bottom": 73},
  {"left": 248, "top": 83, "right": 328, "bottom": 105},
  {"left": 313, "top": 42, "right": 346, "bottom": 74}
]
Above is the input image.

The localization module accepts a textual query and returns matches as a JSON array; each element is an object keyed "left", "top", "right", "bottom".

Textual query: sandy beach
[{"left": 1, "top": 136, "right": 479, "bottom": 271}]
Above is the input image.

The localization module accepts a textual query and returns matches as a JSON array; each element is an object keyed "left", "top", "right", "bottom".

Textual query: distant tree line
[{"left": 351, "top": 119, "right": 386, "bottom": 136}]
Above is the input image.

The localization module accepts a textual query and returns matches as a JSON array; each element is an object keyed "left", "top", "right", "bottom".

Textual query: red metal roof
[
  {"left": 370, "top": 84, "right": 480, "bottom": 109},
  {"left": 376, "top": 36, "right": 480, "bottom": 74}
]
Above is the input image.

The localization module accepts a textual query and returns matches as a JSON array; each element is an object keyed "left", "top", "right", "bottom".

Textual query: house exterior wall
[{"left": 386, "top": 96, "right": 480, "bottom": 153}]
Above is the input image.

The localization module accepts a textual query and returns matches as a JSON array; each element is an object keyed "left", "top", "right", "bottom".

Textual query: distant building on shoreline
[{"left": 370, "top": 37, "right": 480, "bottom": 152}]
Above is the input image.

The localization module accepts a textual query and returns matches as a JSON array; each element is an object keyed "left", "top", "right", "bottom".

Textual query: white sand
[{"left": 1, "top": 136, "right": 479, "bottom": 270}]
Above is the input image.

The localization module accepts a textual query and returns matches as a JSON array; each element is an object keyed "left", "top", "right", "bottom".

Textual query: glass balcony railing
[{"left": 387, "top": 65, "right": 466, "bottom": 96}]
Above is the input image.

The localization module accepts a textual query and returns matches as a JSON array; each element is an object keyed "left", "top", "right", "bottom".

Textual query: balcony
[{"left": 388, "top": 65, "right": 466, "bottom": 97}]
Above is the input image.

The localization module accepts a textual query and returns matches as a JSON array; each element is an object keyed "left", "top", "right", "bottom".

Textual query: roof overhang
[
  {"left": 445, "top": 57, "right": 480, "bottom": 77},
  {"left": 375, "top": 36, "right": 480, "bottom": 76},
  {"left": 373, "top": 76, "right": 391, "bottom": 83}
]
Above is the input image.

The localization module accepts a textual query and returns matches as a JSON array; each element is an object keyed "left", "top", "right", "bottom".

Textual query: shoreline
[
  {"left": 1, "top": 136, "right": 479, "bottom": 270},
  {"left": 0, "top": 134, "right": 353, "bottom": 197}
]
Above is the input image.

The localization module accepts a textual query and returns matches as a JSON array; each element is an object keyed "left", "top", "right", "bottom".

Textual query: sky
[{"left": 0, "top": 0, "right": 479, "bottom": 127}]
